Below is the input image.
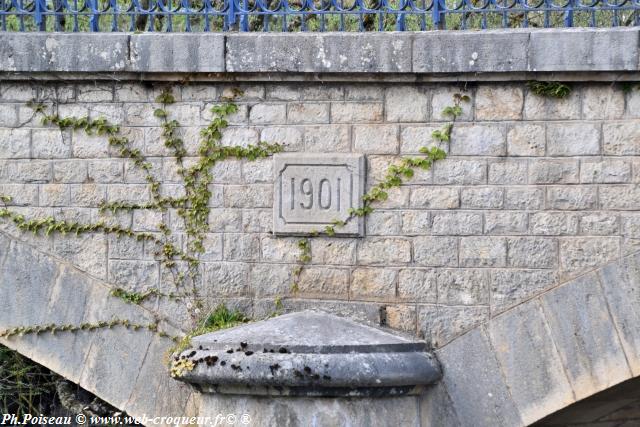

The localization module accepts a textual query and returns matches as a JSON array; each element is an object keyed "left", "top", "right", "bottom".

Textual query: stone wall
[{"left": 1, "top": 78, "right": 638, "bottom": 350}]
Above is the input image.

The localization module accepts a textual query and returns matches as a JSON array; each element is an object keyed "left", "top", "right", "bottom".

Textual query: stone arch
[{"left": 422, "top": 250, "right": 640, "bottom": 427}]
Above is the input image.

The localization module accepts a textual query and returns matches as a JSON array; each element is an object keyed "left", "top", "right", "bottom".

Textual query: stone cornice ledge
[{"left": 0, "top": 28, "right": 638, "bottom": 76}]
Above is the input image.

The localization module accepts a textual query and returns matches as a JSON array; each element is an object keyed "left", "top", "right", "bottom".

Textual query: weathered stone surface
[
  {"left": 398, "top": 268, "right": 437, "bottom": 302},
  {"left": 507, "top": 237, "right": 558, "bottom": 268},
  {"left": 413, "top": 30, "right": 529, "bottom": 73},
  {"left": 487, "top": 301, "right": 574, "bottom": 425},
  {"left": 130, "top": 34, "right": 224, "bottom": 72},
  {"left": 432, "top": 212, "right": 483, "bottom": 235},
  {"left": 547, "top": 186, "right": 598, "bottom": 210},
  {"left": 603, "top": 121, "right": 640, "bottom": 155},
  {"left": 507, "top": 123, "right": 546, "bottom": 156},
  {"left": 437, "top": 269, "right": 489, "bottom": 305},
  {"left": 529, "top": 28, "right": 639, "bottom": 71},
  {"left": 547, "top": 123, "right": 601, "bottom": 156},
  {"left": 419, "top": 305, "right": 490, "bottom": 348},
  {"left": 226, "top": 33, "right": 412, "bottom": 73},
  {"left": 273, "top": 153, "right": 365, "bottom": 236},
  {"left": 413, "top": 236, "right": 458, "bottom": 267},
  {"left": 450, "top": 124, "right": 506, "bottom": 156},
  {"left": 490, "top": 269, "right": 558, "bottom": 314},
  {"left": 461, "top": 187, "right": 503, "bottom": 209},
  {"left": 540, "top": 273, "right": 632, "bottom": 400},
  {"left": 598, "top": 253, "right": 640, "bottom": 375},
  {"left": 433, "top": 159, "right": 487, "bottom": 185},
  {"left": 459, "top": 237, "right": 507, "bottom": 267},
  {"left": 410, "top": 187, "right": 459, "bottom": 209},
  {"left": 385, "top": 86, "right": 429, "bottom": 122},
  {"left": 351, "top": 268, "right": 397, "bottom": 299},
  {"left": 488, "top": 160, "right": 527, "bottom": 185},
  {"left": 0, "top": 33, "right": 128, "bottom": 72},
  {"left": 358, "top": 238, "right": 411, "bottom": 265},
  {"left": 530, "top": 212, "right": 579, "bottom": 235},
  {"left": 581, "top": 159, "right": 631, "bottom": 183},
  {"left": 436, "top": 329, "right": 524, "bottom": 426},
  {"left": 485, "top": 212, "right": 528, "bottom": 235},
  {"left": 559, "top": 237, "right": 620, "bottom": 278},
  {"left": 475, "top": 85, "right": 523, "bottom": 121}
]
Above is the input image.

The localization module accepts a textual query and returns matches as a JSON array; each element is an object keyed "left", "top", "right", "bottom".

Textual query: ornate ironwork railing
[{"left": 0, "top": 0, "right": 639, "bottom": 32}]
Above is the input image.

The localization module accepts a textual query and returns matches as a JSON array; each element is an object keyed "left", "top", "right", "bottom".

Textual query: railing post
[
  {"left": 89, "top": 0, "right": 99, "bottom": 31},
  {"left": 432, "top": 0, "right": 444, "bottom": 30},
  {"left": 226, "top": 0, "right": 237, "bottom": 30},
  {"left": 563, "top": 0, "right": 574, "bottom": 27},
  {"left": 35, "top": 0, "right": 45, "bottom": 31}
]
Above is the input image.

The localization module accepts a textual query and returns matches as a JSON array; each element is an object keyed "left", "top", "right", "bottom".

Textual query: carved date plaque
[{"left": 273, "top": 153, "right": 366, "bottom": 236}]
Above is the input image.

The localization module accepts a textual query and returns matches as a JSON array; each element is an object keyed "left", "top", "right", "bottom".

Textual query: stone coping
[
  {"left": 175, "top": 311, "right": 441, "bottom": 397},
  {"left": 1, "top": 28, "right": 638, "bottom": 76}
]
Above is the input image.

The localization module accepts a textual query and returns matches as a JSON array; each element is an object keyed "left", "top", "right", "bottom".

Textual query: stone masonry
[{"left": 1, "top": 79, "right": 638, "bottom": 351}]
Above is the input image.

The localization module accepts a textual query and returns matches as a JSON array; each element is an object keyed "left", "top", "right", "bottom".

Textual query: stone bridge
[{"left": 1, "top": 28, "right": 640, "bottom": 426}]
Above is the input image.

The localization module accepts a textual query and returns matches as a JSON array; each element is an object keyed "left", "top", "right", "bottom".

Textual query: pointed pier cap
[{"left": 174, "top": 310, "right": 441, "bottom": 397}]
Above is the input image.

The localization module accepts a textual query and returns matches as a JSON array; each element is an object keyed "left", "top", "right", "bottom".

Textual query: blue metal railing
[{"left": 1, "top": 0, "right": 639, "bottom": 31}]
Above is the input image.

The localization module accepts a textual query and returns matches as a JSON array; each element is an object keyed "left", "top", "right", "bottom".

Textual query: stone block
[
  {"left": 351, "top": 267, "right": 397, "bottom": 299},
  {"left": 261, "top": 236, "right": 300, "bottom": 263},
  {"left": 413, "top": 236, "right": 458, "bottom": 267},
  {"left": 488, "top": 160, "right": 527, "bottom": 185},
  {"left": 598, "top": 253, "right": 640, "bottom": 375},
  {"left": 130, "top": 33, "right": 225, "bottom": 72},
  {"left": 309, "top": 238, "right": 356, "bottom": 265},
  {"left": 603, "top": 121, "right": 640, "bottom": 155},
  {"left": 450, "top": 124, "right": 506, "bottom": 156},
  {"left": 303, "top": 125, "right": 350, "bottom": 152},
  {"left": 530, "top": 212, "right": 579, "bottom": 235},
  {"left": 581, "top": 159, "right": 631, "bottom": 183},
  {"left": 432, "top": 212, "right": 483, "bottom": 235},
  {"left": 365, "top": 211, "right": 401, "bottom": 235},
  {"left": 32, "top": 129, "right": 71, "bottom": 159},
  {"left": 400, "top": 125, "right": 446, "bottom": 154},
  {"left": 547, "top": 123, "right": 601, "bottom": 156},
  {"left": 507, "top": 237, "right": 558, "bottom": 268},
  {"left": 224, "top": 233, "right": 260, "bottom": 261},
  {"left": 475, "top": 85, "right": 524, "bottom": 121},
  {"left": 385, "top": 86, "right": 429, "bottom": 122},
  {"left": 205, "top": 262, "right": 251, "bottom": 297},
  {"left": 487, "top": 302, "right": 575, "bottom": 425},
  {"left": 287, "top": 102, "right": 330, "bottom": 124},
  {"left": 507, "top": 123, "right": 546, "bottom": 156},
  {"left": 413, "top": 30, "right": 529, "bottom": 73},
  {"left": 559, "top": 237, "right": 620, "bottom": 277},
  {"left": 540, "top": 273, "right": 632, "bottom": 400},
  {"left": 433, "top": 160, "right": 487, "bottom": 185},
  {"left": 436, "top": 328, "right": 524, "bottom": 426},
  {"left": 582, "top": 85, "right": 625, "bottom": 119},
  {"left": 0, "top": 33, "right": 128, "bottom": 72},
  {"left": 419, "top": 305, "right": 489, "bottom": 348},
  {"left": 353, "top": 125, "right": 399, "bottom": 154},
  {"left": 461, "top": 187, "right": 503, "bottom": 209},
  {"left": 108, "top": 259, "right": 158, "bottom": 292},
  {"left": 600, "top": 185, "right": 640, "bottom": 210},
  {"left": 528, "top": 159, "right": 579, "bottom": 184},
  {"left": 437, "top": 269, "right": 489, "bottom": 305},
  {"left": 39, "top": 184, "right": 70, "bottom": 207},
  {"left": 398, "top": 268, "right": 437, "bottom": 302},
  {"left": 410, "top": 187, "right": 460, "bottom": 209},
  {"left": 53, "top": 160, "right": 88, "bottom": 183},
  {"left": 331, "top": 102, "right": 383, "bottom": 123},
  {"left": 262, "top": 126, "right": 304, "bottom": 152},
  {"left": 248, "top": 104, "right": 286, "bottom": 125},
  {"left": 358, "top": 238, "right": 411, "bottom": 265},
  {"left": 297, "top": 266, "right": 350, "bottom": 298},
  {"left": 490, "top": 269, "right": 558, "bottom": 314},
  {"left": 273, "top": 153, "right": 365, "bottom": 236},
  {"left": 523, "top": 89, "right": 581, "bottom": 120},
  {"left": 547, "top": 186, "right": 597, "bottom": 210},
  {"left": 459, "top": 237, "right": 507, "bottom": 267},
  {"left": 207, "top": 209, "right": 242, "bottom": 233},
  {"left": 54, "top": 234, "right": 107, "bottom": 280},
  {"left": 87, "top": 160, "right": 124, "bottom": 183},
  {"left": 431, "top": 86, "right": 474, "bottom": 121},
  {"left": 485, "top": 212, "right": 528, "bottom": 235},
  {"left": 0, "top": 129, "right": 30, "bottom": 159},
  {"left": 529, "top": 28, "right": 639, "bottom": 71},
  {"left": 581, "top": 213, "right": 619, "bottom": 235},
  {"left": 401, "top": 211, "right": 431, "bottom": 235},
  {"left": 225, "top": 184, "right": 272, "bottom": 208},
  {"left": 226, "top": 33, "right": 412, "bottom": 73},
  {"left": 302, "top": 85, "right": 344, "bottom": 101}
]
